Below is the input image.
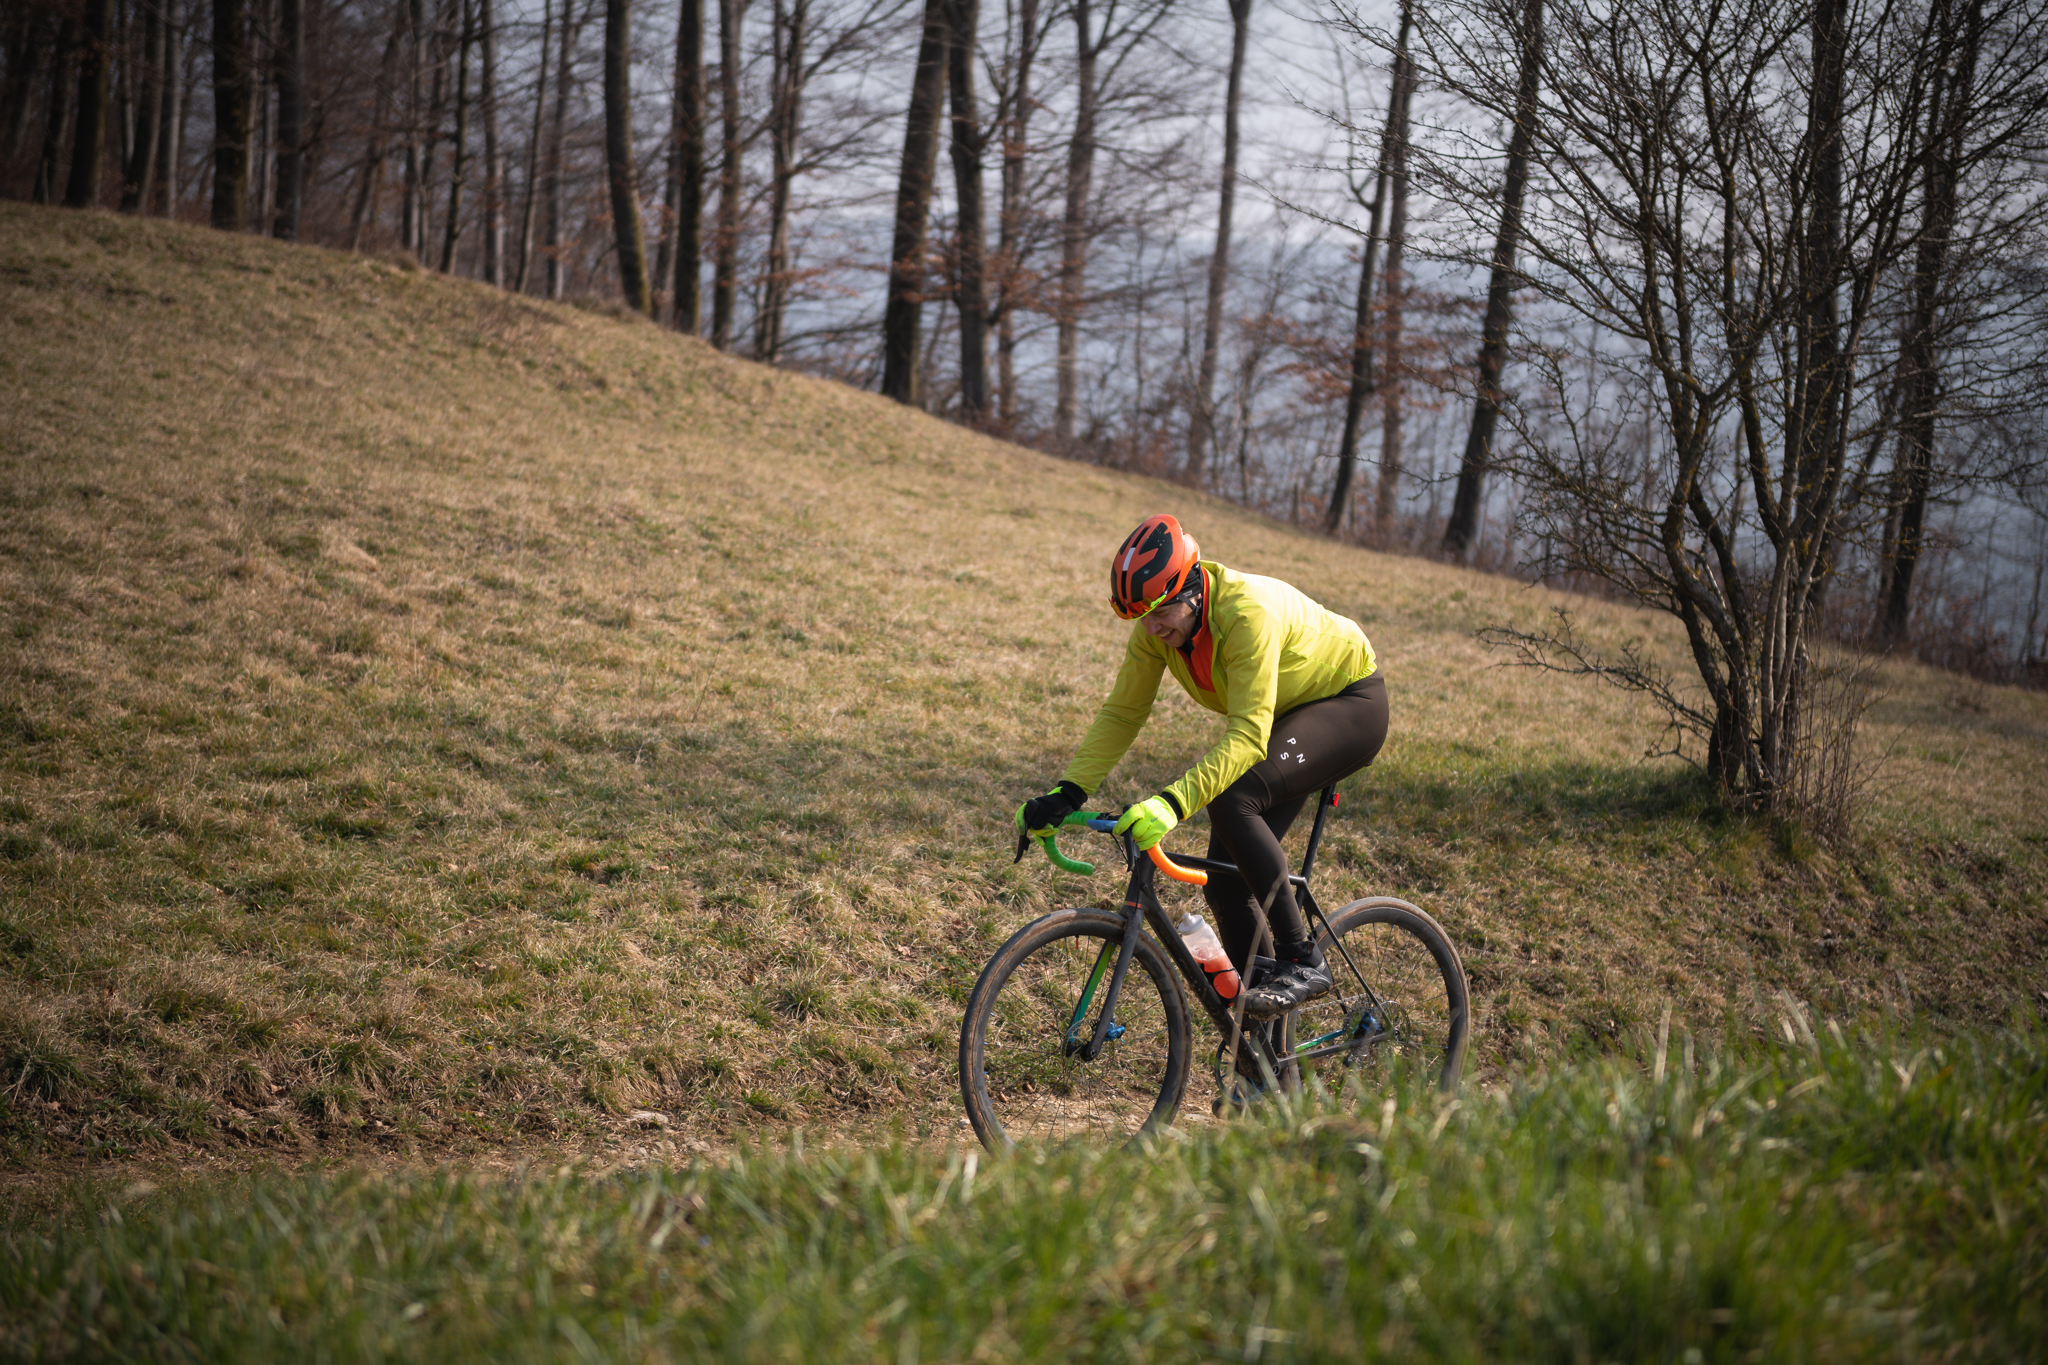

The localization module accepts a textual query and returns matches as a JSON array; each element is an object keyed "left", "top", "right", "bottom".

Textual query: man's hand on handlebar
[
  {"left": 1016, "top": 781, "right": 1088, "bottom": 839},
  {"left": 1112, "top": 794, "right": 1179, "bottom": 852}
]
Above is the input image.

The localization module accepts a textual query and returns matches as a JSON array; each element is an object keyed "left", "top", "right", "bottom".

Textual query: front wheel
[
  {"left": 959, "top": 909, "right": 1191, "bottom": 1151},
  {"left": 1289, "top": 897, "right": 1469, "bottom": 1096}
]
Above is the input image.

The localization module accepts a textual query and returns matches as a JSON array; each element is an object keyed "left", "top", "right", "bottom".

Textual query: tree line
[{"left": 8, "top": 0, "right": 2048, "bottom": 814}]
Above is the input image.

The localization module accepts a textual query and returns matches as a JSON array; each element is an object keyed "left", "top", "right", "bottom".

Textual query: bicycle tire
[
  {"left": 959, "top": 909, "right": 1191, "bottom": 1151},
  {"left": 1288, "top": 897, "right": 1469, "bottom": 1096}
]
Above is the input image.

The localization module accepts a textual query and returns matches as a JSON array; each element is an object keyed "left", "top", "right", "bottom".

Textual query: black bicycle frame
[{"left": 1076, "top": 785, "right": 1358, "bottom": 1058}]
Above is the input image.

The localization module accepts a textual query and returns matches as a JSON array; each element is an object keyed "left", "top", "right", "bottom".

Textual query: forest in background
[{"left": 5, "top": 0, "right": 2047, "bottom": 701}]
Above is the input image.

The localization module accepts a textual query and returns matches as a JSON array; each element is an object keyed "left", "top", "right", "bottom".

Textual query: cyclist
[{"left": 1017, "top": 514, "right": 1386, "bottom": 1018}]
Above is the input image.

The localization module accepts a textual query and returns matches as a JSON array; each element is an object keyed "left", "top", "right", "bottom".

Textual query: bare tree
[
  {"left": 755, "top": 0, "right": 809, "bottom": 359},
  {"left": 944, "top": 0, "right": 990, "bottom": 414},
  {"left": 1051, "top": 0, "right": 1177, "bottom": 444},
  {"left": 212, "top": 0, "right": 255, "bottom": 228},
  {"left": 1439, "top": 0, "right": 1541, "bottom": 560},
  {"left": 880, "top": 0, "right": 948, "bottom": 403},
  {"left": 991, "top": 0, "right": 1050, "bottom": 429},
  {"left": 1402, "top": 0, "right": 2048, "bottom": 814},
  {"left": 1323, "top": 3, "right": 1409, "bottom": 535},
  {"left": 120, "top": 0, "right": 164, "bottom": 212},
  {"left": 1051, "top": 0, "right": 1100, "bottom": 441},
  {"left": 273, "top": 0, "right": 306, "bottom": 238},
  {"left": 33, "top": 14, "right": 78, "bottom": 205},
  {"left": 543, "top": 0, "right": 586, "bottom": 299},
  {"left": 478, "top": 0, "right": 505, "bottom": 282},
  {"left": 711, "top": 0, "right": 746, "bottom": 345},
  {"left": 659, "top": 0, "right": 705, "bottom": 329},
  {"left": 1185, "top": 0, "right": 1249, "bottom": 486},
  {"left": 63, "top": 0, "right": 114, "bottom": 209},
  {"left": 441, "top": 0, "right": 475, "bottom": 271},
  {"left": 152, "top": 0, "right": 185, "bottom": 215},
  {"left": 350, "top": 1, "right": 410, "bottom": 249},
  {"left": 604, "top": 0, "right": 652, "bottom": 312},
  {"left": 1373, "top": 7, "right": 1414, "bottom": 540},
  {"left": 1878, "top": 0, "right": 1985, "bottom": 645},
  {"left": 401, "top": 0, "right": 426, "bottom": 251},
  {"left": 514, "top": 0, "right": 553, "bottom": 288},
  {"left": 2, "top": 7, "right": 57, "bottom": 169}
]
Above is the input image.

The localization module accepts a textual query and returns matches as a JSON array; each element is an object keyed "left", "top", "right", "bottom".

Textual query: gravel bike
[{"left": 959, "top": 786, "right": 1469, "bottom": 1150}]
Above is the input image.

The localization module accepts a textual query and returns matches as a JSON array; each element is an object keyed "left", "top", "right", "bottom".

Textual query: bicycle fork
[{"left": 1062, "top": 896, "right": 1145, "bottom": 1060}]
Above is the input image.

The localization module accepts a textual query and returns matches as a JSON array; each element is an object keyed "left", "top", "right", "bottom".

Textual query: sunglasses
[{"left": 1110, "top": 582, "right": 1189, "bottom": 621}]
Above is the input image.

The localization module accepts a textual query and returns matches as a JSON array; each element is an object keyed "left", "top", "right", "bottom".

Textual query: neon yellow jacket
[{"left": 1061, "top": 561, "right": 1377, "bottom": 816}]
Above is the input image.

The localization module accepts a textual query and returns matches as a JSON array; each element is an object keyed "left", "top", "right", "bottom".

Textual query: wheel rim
[{"left": 974, "top": 927, "right": 1178, "bottom": 1146}]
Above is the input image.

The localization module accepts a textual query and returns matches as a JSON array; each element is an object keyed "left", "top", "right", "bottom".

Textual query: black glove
[{"left": 1018, "top": 781, "right": 1088, "bottom": 837}]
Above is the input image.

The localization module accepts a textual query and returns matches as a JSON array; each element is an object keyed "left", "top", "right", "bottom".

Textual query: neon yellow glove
[{"left": 1113, "top": 795, "right": 1179, "bottom": 852}]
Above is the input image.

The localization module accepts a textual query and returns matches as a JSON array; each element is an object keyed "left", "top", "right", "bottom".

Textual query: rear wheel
[
  {"left": 959, "top": 909, "right": 1191, "bottom": 1151},
  {"left": 1288, "top": 897, "right": 1468, "bottom": 1096}
]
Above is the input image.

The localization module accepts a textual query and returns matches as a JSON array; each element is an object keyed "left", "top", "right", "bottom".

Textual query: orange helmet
[{"left": 1109, "top": 514, "right": 1201, "bottom": 619}]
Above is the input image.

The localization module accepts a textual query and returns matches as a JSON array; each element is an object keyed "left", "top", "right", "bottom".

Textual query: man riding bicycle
[{"left": 1017, "top": 514, "right": 1387, "bottom": 1019}]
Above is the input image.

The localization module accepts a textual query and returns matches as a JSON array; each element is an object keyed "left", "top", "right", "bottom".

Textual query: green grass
[
  {"left": 4, "top": 1022, "right": 2041, "bottom": 1361},
  {"left": 1, "top": 201, "right": 2045, "bottom": 1166}
]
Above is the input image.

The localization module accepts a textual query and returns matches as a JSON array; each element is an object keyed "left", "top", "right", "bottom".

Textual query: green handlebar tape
[
  {"left": 1060, "top": 811, "right": 1112, "bottom": 826},
  {"left": 1035, "top": 832, "right": 1094, "bottom": 876}
]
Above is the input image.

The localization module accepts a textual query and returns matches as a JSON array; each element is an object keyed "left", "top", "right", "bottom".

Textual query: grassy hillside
[{"left": 2, "top": 202, "right": 2044, "bottom": 1163}]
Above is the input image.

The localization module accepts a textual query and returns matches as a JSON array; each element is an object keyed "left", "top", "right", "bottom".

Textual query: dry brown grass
[{"left": 2, "top": 202, "right": 2043, "bottom": 1166}]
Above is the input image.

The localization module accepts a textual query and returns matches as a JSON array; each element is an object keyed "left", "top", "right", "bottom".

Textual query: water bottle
[{"left": 1177, "top": 912, "right": 1241, "bottom": 1000}]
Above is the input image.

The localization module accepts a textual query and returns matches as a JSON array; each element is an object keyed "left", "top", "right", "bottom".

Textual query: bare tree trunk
[
  {"left": 211, "top": 0, "right": 253, "bottom": 228},
  {"left": 879, "top": 0, "right": 949, "bottom": 404},
  {"left": 34, "top": 19, "right": 79, "bottom": 205},
  {"left": 2, "top": 8, "right": 54, "bottom": 166},
  {"left": 604, "top": 0, "right": 652, "bottom": 313},
  {"left": 1187, "top": 0, "right": 1250, "bottom": 485},
  {"left": 1878, "top": 0, "right": 1981, "bottom": 647},
  {"left": 441, "top": 0, "right": 475, "bottom": 272},
  {"left": 401, "top": 0, "right": 425, "bottom": 251},
  {"left": 478, "top": 0, "right": 504, "bottom": 282},
  {"left": 514, "top": 0, "right": 551, "bottom": 289},
  {"left": 349, "top": 3, "right": 408, "bottom": 248},
  {"left": 153, "top": 3, "right": 184, "bottom": 213},
  {"left": 755, "top": 0, "right": 808, "bottom": 360},
  {"left": 668, "top": 0, "right": 704, "bottom": 330},
  {"left": 416, "top": 0, "right": 456, "bottom": 260},
  {"left": 945, "top": 0, "right": 988, "bottom": 415},
  {"left": 710, "top": 0, "right": 745, "bottom": 346},
  {"left": 993, "top": 0, "right": 1039, "bottom": 429},
  {"left": 121, "top": 0, "right": 163, "bottom": 211},
  {"left": 63, "top": 0, "right": 113, "bottom": 208},
  {"left": 1053, "top": 0, "right": 1100, "bottom": 443},
  {"left": 1442, "top": 0, "right": 1542, "bottom": 560},
  {"left": 653, "top": 9, "right": 681, "bottom": 311},
  {"left": 273, "top": 0, "right": 305, "bottom": 237},
  {"left": 251, "top": 0, "right": 272, "bottom": 231},
  {"left": 1373, "top": 19, "right": 1414, "bottom": 542},
  {"left": 114, "top": 3, "right": 133, "bottom": 192},
  {"left": 1322, "top": 3, "right": 1407, "bottom": 535},
  {"left": 543, "top": 0, "right": 582, "bottom": 299}
]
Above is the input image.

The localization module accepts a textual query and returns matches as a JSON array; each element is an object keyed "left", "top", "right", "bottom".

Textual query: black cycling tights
[{"left": 1201, "top": 673, "right": 1388, "bottom": 970}]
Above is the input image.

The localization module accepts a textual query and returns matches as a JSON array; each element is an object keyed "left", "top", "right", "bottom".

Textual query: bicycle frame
[{"left": 1062, "top": 786, "right": 1393, "bottom": 1078}]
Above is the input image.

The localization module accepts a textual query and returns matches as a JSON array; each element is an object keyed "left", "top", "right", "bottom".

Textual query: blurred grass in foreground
[{"left": 5, "top": 1019, "right": 2040, "bottom": 1363}]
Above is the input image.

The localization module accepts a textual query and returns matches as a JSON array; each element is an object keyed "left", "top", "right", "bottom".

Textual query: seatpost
[{"left": 1298, "top": 785, "right": 1339, "bottom": 881}]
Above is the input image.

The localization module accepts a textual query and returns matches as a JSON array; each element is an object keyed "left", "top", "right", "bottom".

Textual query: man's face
[{"left": 1143, "top": 599, "right": 1198, "bottom": 649}]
